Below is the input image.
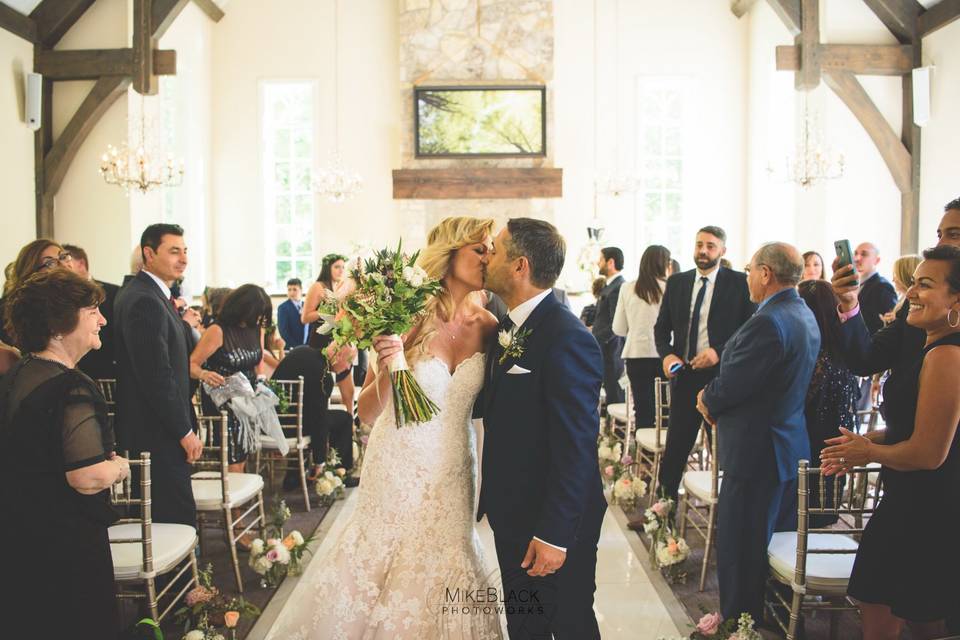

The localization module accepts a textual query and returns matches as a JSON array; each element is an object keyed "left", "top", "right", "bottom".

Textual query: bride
[{"left": 266, "top": 217, "right": 503, "bottom": 640}]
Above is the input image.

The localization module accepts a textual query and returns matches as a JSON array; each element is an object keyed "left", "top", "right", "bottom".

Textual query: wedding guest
[
  {"left": 613, "top": 245, "right": 672, "bottom": 427},
  {"left": 798, "top": 279, "right": 858, "bottom": 526},
  {"left": 720, "top": 257, "right": 733, "bottom": 270},
  {"left": 114, "top": 223, "right": 202, "bottom": 527},
  {"left": 121, "top": 244, "right": 144, "bottom": 287},
  {"left": 63, "top": 244, "right": 121, "bottom": 380},
  {"left": 1, "top": 268, "right": 129, "bottom": 638},
  {"left": 855, "top": 242, "right": 898, "bottom": 336},
  {"left": 190, "top": 284, "right": 272, "bottom": 473},
  {"left": 821, "top": 245, "right": 960, "bottom": 640},
  {"left": 802, "top": 250, "right": 827, "bottom": 281},
  {"left": 579, "top": 277, "right": 606, "bottom": 329},
  {"left": 0, "top": 340, "right": 18, "bottom": 376},
  {"left": 698, "top": 242, "right": 819, "bottom": 622},
  {"left": 881, "top": 254, "right": 921, "bottom": 325},
  {"left": 654, "top": 226, "right": 756, "bottom": 501},
  {"left": 201, "top": 286, "right": 231, "bottom": 329},
  {"left": 0, "top": 239, "right": 80, "bottom": 345},
  {"left": 592, "top": 247, "right": 627, "bottom": 404},
  {"left": 670, "top": 258, "right": 681, "bottom": 277},
  {"left": 277, "top": 277, "right": 309, "bottom": 348},
  {"left": 260, "top": 323, "right": 285, "bottom": 378}
]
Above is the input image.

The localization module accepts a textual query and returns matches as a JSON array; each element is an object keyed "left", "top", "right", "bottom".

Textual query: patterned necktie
[{"left": 687, "top": 277, "right": 709, "bottom": 361}]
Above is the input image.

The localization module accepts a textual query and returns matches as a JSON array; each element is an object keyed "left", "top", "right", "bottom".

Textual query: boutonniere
[{"left": 498, "top": 327, "right": 532, "bottom": 365}]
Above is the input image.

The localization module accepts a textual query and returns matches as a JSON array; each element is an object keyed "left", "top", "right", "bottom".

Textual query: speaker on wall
[
  {"left": 912, "top": 66, "right": 932, "bottom": 128},
  {"left": 25, "top": 72, "right": 42, "bottom": 131}
]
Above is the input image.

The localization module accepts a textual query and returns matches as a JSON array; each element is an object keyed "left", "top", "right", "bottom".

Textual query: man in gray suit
[{"left": 592, "top": 247, "right": 626, "bottom": 404}]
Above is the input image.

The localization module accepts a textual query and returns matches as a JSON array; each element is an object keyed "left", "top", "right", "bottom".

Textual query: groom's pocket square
[{"left": 506, "top": 364, "right": 531, "bottom": 375}]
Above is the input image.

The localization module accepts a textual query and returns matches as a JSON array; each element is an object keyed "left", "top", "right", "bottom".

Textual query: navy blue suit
[
  {"left": 701, "top": 287, "right": 820, "bottom": 620},
  {"left": 277, "top": 298, "right": 307, "bottom": 348},
  {"left": 478, "top": 292, "right": 606, "bottom": 639}
]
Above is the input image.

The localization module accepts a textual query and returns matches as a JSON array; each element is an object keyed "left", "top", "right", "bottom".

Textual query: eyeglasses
[
  {"left": 744, "top": 263, "right": 769, "bottom": 275},
  {"left": 37, "top": 252, "right": 73, "bottom": 271}
]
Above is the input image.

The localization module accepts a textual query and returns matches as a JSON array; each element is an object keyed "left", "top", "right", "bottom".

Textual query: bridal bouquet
[{"left": 321, "top": 243, "right": 443, "bottom": 427}]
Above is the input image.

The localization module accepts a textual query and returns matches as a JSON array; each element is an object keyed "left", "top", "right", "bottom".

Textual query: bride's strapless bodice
[{"left": 378, "top": 351, "right": 486, "bottom": 429}]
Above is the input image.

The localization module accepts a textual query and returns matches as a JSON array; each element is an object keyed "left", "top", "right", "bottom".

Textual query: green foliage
[
  {"left": 417, "top": 89, "right": 544, "bottom": 155},
  {"left": 264, "top": 379, "right": 290, "bottom": 413}
]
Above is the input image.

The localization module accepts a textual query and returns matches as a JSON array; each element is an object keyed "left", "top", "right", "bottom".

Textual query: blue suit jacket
[
  {"left": 477, "top": 292, "right": 606, "bottom": 549},
  {"left": 277, "top": 299, "right": 307, "bottom": 348},
  {"left": 702, "top": 288, "right": 820, "bottom": 482}
]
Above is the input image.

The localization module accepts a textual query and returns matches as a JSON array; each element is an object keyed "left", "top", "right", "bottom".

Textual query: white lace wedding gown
[{"left": 265, "top": 351, "right": 503, "bottom": 640}]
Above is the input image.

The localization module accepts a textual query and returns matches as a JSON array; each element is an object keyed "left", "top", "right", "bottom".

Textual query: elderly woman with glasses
[{"left": 0, "top": 239, "right": 79, "bottom": 346}]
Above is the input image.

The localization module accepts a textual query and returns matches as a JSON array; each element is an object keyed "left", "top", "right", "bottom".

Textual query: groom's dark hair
[{"left": 506, "top": 218, "right": 565, "bottom": 288}]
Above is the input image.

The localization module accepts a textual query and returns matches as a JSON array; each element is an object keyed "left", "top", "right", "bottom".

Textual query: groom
[{"left": 478, "top": 218, "right": 606, "bottom": 639}]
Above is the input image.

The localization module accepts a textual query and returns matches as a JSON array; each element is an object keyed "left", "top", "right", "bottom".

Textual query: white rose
[
  {"left": 183, "top": 631, "right": 205, "bottom": 640},
  {"left": 291, "top": 530, "right": 304, "bottom": 546},
  {"left": 612, "top": 477, "right": 634, "bottom": 502},
  {"left": 273, "top": 543, "right": 291, "bottom": 564},
  {"left": 633, "top": 478, "right": 648, "bottom": 498},
  {"left": 613, "top": 442, "right": 623, "bottom": 459},
  {"left": 324, "top": 471, "right": 335, "bottom": 481},
  {"left": 643, "top": 519, "right": 659, "bottom": 534},
  {"left": 402, "top": 265, "right": 426, "bottom": 287},
  {"left": 316, "top": 478, "right": 335, "bottom": 496},
  {"left": 253, "top": 556, "right": 273, "bottom": 575},
  {"left": 498, "top": 330, "right": 512, "bottom": 348},
  {"left": 332, "top": 475, "right": 344, "bottom": 488},
  {"left": 597, "top": 444, "right": 611, "bottom": 460},
  {"left": 250, "top": 538, "right": 265, "bottom": 555}
]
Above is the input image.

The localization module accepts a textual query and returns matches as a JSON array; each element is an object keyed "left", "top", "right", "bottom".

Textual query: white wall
[{"left": 0, "top": 28, "right": 36, "bottom": 284}]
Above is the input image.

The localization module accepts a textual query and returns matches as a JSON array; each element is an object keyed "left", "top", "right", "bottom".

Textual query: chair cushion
[
  {"left": 109, "top": 523, "right": 196, "bottom": 580},
  {"left": 767, "top": 532, "right": 858, "bottom": 595},
  {"left": 636, "top": 428, "right": 666, "bottom": 452},
  {"left": 260, "top": 434, "right": 310, "bottom": 450},
  {"left": 607, "top": 403, "right": 628, "bottom": 423},
  {"left": 682, "top": 470, "right": 721, "bottom": 503},
  {"left": 191, "top": 471, "right": 264, "bottom": 510}
]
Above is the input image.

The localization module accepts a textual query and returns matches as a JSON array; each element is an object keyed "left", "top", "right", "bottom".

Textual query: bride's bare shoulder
[{"left": 464, "top": 291, "right": 499, "bottom": 337}]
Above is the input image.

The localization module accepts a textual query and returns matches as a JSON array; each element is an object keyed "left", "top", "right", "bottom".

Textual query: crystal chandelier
[
  {"left": 595, "top": 172, "right": 641, "bottom": 197},
  {"left": 314, "top": 0, "right": 362, "bottom": 203},
  {"left": 770, "top": 94, "right": 844, "bottom": 188},
  {"left": 99, "top": 94, "right": 183, "bottom": 194}
]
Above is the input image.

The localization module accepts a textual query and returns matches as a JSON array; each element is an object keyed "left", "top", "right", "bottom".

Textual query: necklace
[{"left": 30, "top": 352, "right": 73, "bottom": 368}]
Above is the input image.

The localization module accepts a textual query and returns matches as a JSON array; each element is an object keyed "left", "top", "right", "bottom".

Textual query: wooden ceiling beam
[
  {"left": 30, "top": 0, "right": 96, "bottom": 48},
  {"left": 765, "top": 0, "right": 801, "bottom": 36},
  {"left": 192, "top": 0, "right": 224, "bottom": 22},
  {"left": 776, "top": 44, "right": 914, "bottom": 75},
  {"left": 133, "top": 0, "right": 157, "bottom": 95},
  {"left": 918, "top": 0, "right": 960, "bottom": 38},
  {"left": 731, "top": 0, "right": 760, "bottom": 18},
  {"left": 152, "top": 0, "right": 192, "bottom": 39},
  {"left": 34, "top": 48, "right": 177, "bottom": 80},
  {"left": 861, "top": 0, "right": 923, "bottom": 43},
  {"left": 0, "top": 3, "right": 37, "bottom": 43},
  {"left": 795, "top": 0, "right": 820, "bottom": 89}
]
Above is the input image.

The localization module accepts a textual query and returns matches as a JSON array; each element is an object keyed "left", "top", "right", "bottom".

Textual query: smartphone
[{"left": 834, "top": 239, "right": 858, "bottom": 285}]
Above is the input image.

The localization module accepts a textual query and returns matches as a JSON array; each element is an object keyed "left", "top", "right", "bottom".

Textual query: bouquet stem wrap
[{"left": 388, "top": 344, "right": 440, "bottom": 428}]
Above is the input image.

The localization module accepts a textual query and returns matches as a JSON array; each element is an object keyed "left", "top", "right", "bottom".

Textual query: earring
[
  {"left": 54, "top": 334, "right": 64, "bottom": 341},
  {"left": 948, "top": 308, "right": 960, "bottom": 329}
]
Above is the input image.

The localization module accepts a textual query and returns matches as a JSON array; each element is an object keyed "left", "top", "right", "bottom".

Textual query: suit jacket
[
  {"left": 839, "top": 301, "right": 926, "bottom": 377},
  {"left": 477, "top": 292, "right": 606, "bottom": 549},
  {"left": 654, "top": 267, "right": 756, "bottom": 364},
  {"left": 78, "top": 279, "right": 120, "bottom": 380},
  {"left": 484, "top": 288, "right": 571, "bottom": 323},
  {"left": 702, "top": 288, "right": 820, "bottom": 481},
  {"left": 113, "top": 271, "right": 196, "bottom": 456},
  {"left": 277, "top": 299, "right": 307, "bottom": 348},
  {"left": 858, "top": 272, "right": 898, "bottom": 335},
  {"left": 591, "top": 275, "right": 624, "bottom": 345}
]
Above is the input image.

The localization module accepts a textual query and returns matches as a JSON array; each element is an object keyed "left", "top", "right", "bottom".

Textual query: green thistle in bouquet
[{"left": 325, "top": 242, "right": 443, "bottom": 427}]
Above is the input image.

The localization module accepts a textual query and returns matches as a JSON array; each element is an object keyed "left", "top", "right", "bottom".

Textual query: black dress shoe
[{"left": 343, "top": 475, "right": 360, "bottom": 488}]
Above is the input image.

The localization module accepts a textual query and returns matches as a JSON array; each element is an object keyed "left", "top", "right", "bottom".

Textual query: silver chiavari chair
[
  {"left": 634, "top": 378, "right": 671, "bottom": 506},
  {"left": 678, "top": 421, "right": 720, "bottom": 591},
  {"left": 253, "top": 377, "right": 311, "bottom": 510},
  {"left": 765, "top": 460, "right": 882, "bottom": 640},
  {"left": 192, "top": 412, "right": 266, "bottom": 593},
  {"left": 109, "top": 452, "right": 199, "bottom": 622}
]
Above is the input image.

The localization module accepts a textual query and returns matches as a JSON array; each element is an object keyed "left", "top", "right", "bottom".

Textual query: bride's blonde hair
[{"left": 405, "top": 216, "right": 495, "bottom": 359}]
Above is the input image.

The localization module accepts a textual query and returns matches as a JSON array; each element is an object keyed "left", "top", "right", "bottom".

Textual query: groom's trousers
[{"left": 492, "top": 503, "right": 604, "bottom": 640}]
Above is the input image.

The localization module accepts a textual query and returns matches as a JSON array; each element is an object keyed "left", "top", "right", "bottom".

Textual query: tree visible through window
[{"left": 262, "top": 82, "right": 316, "bottom": 290}]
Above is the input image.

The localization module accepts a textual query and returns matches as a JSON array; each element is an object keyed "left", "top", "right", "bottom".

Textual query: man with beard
[
  {"left": 592, "top": 247, "right": 627, "bottom": 404},
  {"left": 653, "top": 226, "right": 755, "bottom": 502}
]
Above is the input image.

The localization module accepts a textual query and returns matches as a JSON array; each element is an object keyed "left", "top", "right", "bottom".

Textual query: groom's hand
[{"left": 521, "top": 539, "right": 566, "bottom": 577}]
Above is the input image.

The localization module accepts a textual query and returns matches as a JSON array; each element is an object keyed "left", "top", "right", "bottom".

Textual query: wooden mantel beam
[
  {"left": 30, "top": 0, "right": 96, "bottom": 48},
  {"left": 776, "top": 44, "right": 914, "bottom": 76},
  {"left": 918, "top": 0, "right": 960, "bottom": 38},
  {"left": 0, "top": 3, "right": 37, "bottom": 43},
  {"left": 862, "top": 0, "right": 923, "bottom": 44},
  {"left": 35, "top": 49, "right": 177, "bottom": 81}
]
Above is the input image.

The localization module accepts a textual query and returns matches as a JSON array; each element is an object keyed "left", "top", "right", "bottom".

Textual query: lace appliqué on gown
[{"left": 265, "top": 352, "right": 502, "bottom": 640}]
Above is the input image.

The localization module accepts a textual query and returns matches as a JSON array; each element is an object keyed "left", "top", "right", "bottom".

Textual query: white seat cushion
[
  {"left": 191, "top": 471, "right": 264, "bottom": 510},
  {"left": 607, "top": 403, "right": 628, "bottom": 423},
  {"left": 260, "top": 434, "right": 310, "bottom": 450},
  {"left": 109, "top": 523, "right": 196, "bottom": 580},
  {"left": 682, "top": 469, "right": 721, "bottom": 503},
  {"left": 636, "top": 428, "right": 666, "bottom": 452},
  {"left": 767, "top": 532, "right": 858, "bottom": 595}
]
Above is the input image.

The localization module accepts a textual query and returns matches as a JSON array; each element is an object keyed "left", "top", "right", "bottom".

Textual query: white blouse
[{"left": 612, "top": 279, "right": 665, "bottom": 359}]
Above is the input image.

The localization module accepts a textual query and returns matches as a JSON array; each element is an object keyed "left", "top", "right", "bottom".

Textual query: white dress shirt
[
  {"left": 505, "top": 288, "right": 567, "bottom": 553},
  {"left": 142, "top": 269, "right": 172, "bottom": 301},
  {"left": 612, "top": 279, "right": 664, "bottom": 358},
  {"left": 688, "top": 266, "right": 719, "bottom": 356}
]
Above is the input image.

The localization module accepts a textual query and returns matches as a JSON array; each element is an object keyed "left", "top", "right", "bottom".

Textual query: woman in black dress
[
  {"left": 190, "top": 284, "right": 272, "bottom": 472},
  {"left": 0, "top": 269, "right": 129, "bottom": 639},
  {"left": 822, "top": 245, "right": 960, "bottom": 639}
]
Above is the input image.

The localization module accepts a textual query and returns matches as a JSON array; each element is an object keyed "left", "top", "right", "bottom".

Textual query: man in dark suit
[
  {"left": 63, "top": 244, "right": 120, "bottom": 381},
  {"left": 480, "top": 218, "right": 606, "bottom": 640},
  {"left": 484, "top": 286, "right": 572, "bottom": 322},
  {"left": 592, "top": 247, "right": 626, "bottom": 405},
  {"left": 653, "top": 226, "right": 755, "bottom": 501},
  {"left": 698, "top": 242, "right": 820, "bottom": 621},
  {"left": 277, "top": 278, "right": 309, "bottom": 348},
  {"left": 853, "top": 242, "right": 898, "bottom": 335},
  {"left": 114, "top": 224, "right": 202, "bottom": 526}
]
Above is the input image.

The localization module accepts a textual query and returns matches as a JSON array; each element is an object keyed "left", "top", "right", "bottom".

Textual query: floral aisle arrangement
[
  {"left": 642, "top": 498, "right": 690, "bottom": 584},
  {"left": 319, "top": 243, "right": 444, "bottom": 427},
  {"left": 658, "top": 612, "right": 762, "bottom": 640},
  {"left": 597, "top": 435, "right": 647, "bottom": 508},
  {"left": 315, "top": 448, "right": 347, "bottom": 505},
  {"left": 174, "top": 564, "right": 259, "bottom": 639},
  {"left": 248, "top": 532, "right": 311, "bottom": 587}
]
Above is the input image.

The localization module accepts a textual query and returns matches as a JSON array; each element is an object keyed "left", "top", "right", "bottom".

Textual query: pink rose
[
  {"left": 266, "top": 549, "right": 279, "bottom": 562},
  {"left": 651, "top": 500, "right": 669, "bottom": 517},
  {"left": 621, "top": 454, "right": 633, "bottom": 465},
  {"left": 361, "top": 435, "right": 369, "bottom": 445},
  {"left": 604, "top": 465, "right": 614, "bottom": 477},
  {"left": 696, "top": 612, "right": 722, "bottom": 635}
]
